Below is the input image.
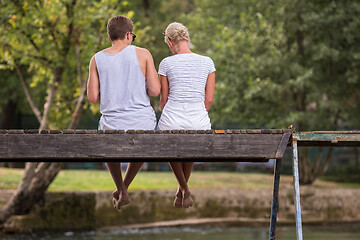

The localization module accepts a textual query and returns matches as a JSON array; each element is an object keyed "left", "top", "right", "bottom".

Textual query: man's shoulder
[
  {"left": 93, "top": 50, "right": 106, "bottom": 60},
  {"left": 135, "top": 46, "right": 153, "bottom": 62},
  {"left": 135, "top": 46, "right": 151, "bottom": 55},
  {"left": 92, "top": 50, "right": 105, "bottom": 63},
  {"left": 95, "top": 48, "right": 109, "bottom": 55}
]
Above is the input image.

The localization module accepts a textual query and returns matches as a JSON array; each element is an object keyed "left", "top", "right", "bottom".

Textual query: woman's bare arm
[
  {"left": 204, "top": 72, "right": 215, "bottom": 111},
  {"left": 160, "top": 75, "right": 169, "bottom": 111}
]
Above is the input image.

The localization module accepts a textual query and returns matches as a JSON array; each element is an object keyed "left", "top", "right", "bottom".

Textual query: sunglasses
[
  {"left": 162, "top": 32, "right": 170, "bottom": 40},
  {"left": 129, "top": 32, "right": 136, "bottom": 42}
]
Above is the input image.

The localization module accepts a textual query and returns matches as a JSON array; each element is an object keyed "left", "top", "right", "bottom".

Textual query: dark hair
[{"left": 107, "top": 16, "right": 134, "bottom": 41}]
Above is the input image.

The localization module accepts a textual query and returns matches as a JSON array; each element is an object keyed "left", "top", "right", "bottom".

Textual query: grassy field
[{"left": 0, "top": 167, "right": 359, "bottom": 192}]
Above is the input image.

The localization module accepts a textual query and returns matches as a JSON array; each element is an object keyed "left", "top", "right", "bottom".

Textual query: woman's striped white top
[{"left": 158, "top": 53, "right": 216, "bottom": 103}]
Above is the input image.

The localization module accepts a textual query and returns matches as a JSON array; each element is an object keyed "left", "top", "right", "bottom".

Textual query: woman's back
[
  {"left": 158, "top": 53, "right": 215, "bottom": 130},
  {"left": 158, "top": 53, "right": 215, "bottom": 103}
]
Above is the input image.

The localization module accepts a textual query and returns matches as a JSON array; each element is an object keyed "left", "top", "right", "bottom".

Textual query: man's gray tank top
[{"left": 94, "top": 45, "right": 156, "bottom": 130}]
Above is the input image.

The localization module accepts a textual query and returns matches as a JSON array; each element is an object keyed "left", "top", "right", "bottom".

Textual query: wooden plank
[
  {"left": 8, "top": 130, "right": 24, "bottom": 134},
  {"left": 275, "top": 133, "right": 291, "bottom": 158},
  {"left": 214, "top": 130, "right": 225, "bottom": 134},
  {"left": 246, "top": 129, "right": 262, "bottom": 134},
  {"left": 0, "top": 133, "right": 289, "bottom": 161},
  {"left": 298, "top": 131, "right": 360, "bottom": 134},
  {"left": 293, "top": 133, "right": 360, "bottom": 147}
]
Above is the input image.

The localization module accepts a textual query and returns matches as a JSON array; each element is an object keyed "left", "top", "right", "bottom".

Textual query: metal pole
[
  {"left": 292, "top": 139, "right": 303, "bottom": 240},
  {"left": 269, "top": 158, "right": 281, "bottom": 240}
]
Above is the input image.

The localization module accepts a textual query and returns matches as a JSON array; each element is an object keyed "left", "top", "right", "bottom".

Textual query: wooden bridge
[{"left": 1, "top": 129, "right": 359, "bottom": 240}]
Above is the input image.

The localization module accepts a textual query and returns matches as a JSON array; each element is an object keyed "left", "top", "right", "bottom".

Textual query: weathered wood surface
[
  {"left": 0, "top": 129, "right": 291, "bottom": 162},
  {"left": 293, "top": 131, "right": 360, "bottom": 147}
]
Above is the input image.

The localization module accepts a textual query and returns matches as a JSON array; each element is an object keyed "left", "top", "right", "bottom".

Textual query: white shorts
[{"left": 157, "top": 100, "right": 211, "bottom": 130}]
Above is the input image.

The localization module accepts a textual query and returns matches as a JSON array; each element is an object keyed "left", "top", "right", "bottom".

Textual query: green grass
[
  {"left": 0, "top": 168, "right": 24, "bottom": 190},
  {"left": 0, "top": 167, "right": 359, "bottom": 192},
  {"left": 320, "top": 176, "right": 360, "bottom": 189}
]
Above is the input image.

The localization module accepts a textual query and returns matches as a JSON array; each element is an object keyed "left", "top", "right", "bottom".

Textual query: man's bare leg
[
  {"left": 106, "top": 162, "right": 130, "bottom": 209},
  {"left": 124, "top": 162, "right": 144, "bottom": 189}
]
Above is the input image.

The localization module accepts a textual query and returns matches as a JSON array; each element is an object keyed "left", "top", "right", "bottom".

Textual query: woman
[{"left": 158, "top": 22, "right": 216, "bottom": 208}]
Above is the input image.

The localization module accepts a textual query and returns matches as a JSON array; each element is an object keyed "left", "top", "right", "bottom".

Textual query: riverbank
[
  {"left": 2, "top": 184, "right": 360, "bottom": 233},
  {"left": 2, "top": 168, "right": 358, "bottom": 192}
]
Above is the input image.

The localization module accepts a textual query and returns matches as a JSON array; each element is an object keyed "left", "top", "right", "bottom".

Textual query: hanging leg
[
  {"left": 269, "top": 158, "right": 281, "bottom": 240},
  {"left": 292, "top": 139, "right": 303, "bottom": 240}
]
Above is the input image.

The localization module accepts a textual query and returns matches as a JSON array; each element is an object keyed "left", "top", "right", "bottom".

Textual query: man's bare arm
[
  {"left": 144, "top": 49, "right": 161, "bottom": 97},
  {"left": 87, "top": 56, "right": 100, "bottom": 103}
]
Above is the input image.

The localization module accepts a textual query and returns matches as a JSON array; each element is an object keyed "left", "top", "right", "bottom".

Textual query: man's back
[{"left": 95, "top": 45, "right": 156, "bottom": 130}]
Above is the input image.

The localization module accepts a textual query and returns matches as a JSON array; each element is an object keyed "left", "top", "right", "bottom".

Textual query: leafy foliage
[
  {"left": 1, "top": 0, "right": 359, "bottom": 131},
  {"left": 185, "top": 0, "right": 360, "bottom": 130},
  {"left": 0, "top": 0, "right": 138, "bottom": 129}
]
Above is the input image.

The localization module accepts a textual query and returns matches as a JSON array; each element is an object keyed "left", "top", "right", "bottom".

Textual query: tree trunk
[
  {"left": 299, "top": 147, "right": 333, "bottom": 185},
  {"left": 68, "top": 78, "right": 87, "bottom": 129},
  {"left": 299, "top": 148, "right": 312, "bottom": 184},
  {"left": 39, "top": 81, "right": 57, "bottom": 131},
  {"left": 142, "top": 0, "right": 150, "bottom": 17},
  {"left": 0, "top": 162, "right": 63, "bottom": 224},
  {"left": 68, "top": 45, "right": 87, "bottom": 129},
  {"left": 14, "top": 62, "right": 42, "bottom": 124}
]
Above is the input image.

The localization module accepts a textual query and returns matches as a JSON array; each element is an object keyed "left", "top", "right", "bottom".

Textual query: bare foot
[
  {"left": 182, "top": 190, "right": 193, "bottom": 208},
  {"left": 112, "top": 190, "right": 130, "bottom": 210},
  {"left": 119, "top": 190, "right": 130, "bottom": 207},
  {"left": 112, "top": 190, "right": 121, "bottom": 210},
  {"left": 174, "top": 189, "right": 183, "bottom": 208}
]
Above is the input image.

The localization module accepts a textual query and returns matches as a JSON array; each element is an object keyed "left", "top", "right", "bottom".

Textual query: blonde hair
[{"left": 163, "top": 22, "right": 189, "bottom": 44}]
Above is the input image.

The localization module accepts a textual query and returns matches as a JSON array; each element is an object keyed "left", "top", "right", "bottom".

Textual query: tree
[
  {"left": 0, "top": 0, "right": 138, "bottom": 224},
  {"left": 185, "top": 0, "right": 360, "bottom": 184}
]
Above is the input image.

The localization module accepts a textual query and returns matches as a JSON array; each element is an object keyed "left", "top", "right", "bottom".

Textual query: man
[{"left": 87, "top": 15, "right": 160, "bottom": 209}]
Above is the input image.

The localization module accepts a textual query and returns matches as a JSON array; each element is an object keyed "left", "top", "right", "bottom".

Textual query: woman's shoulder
[
  {"left": 191, "top": 54, "right": 214, "bottom": 67},
  {"left": 161, "top": 53, "right": 213, "bottom": 65},
  {"left": 161, "top": 55, "right": 178, "bottom": 62},
  {"left": 159, "top": 55, "right": 178, "bottom": 68},
  {"left": 194, "top": 53, "right": 213, "bottom": 60}
]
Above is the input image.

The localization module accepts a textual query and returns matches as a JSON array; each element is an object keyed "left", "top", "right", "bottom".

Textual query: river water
[{"left": 2, "top": 224, "right": 360, "bottom": 240}]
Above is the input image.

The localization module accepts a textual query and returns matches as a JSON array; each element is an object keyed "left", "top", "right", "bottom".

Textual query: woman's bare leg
[
  {"left": 174, "top": 185, "right": 183, "bottom": 208},
  {"left": 181, "top": 162, "right": 194, "bottom": 208},
  {"left": 182, "top": 162, "right": 194, "bottom": 183},
  {"left": 174, "top": 162, "right": 194, "bottom": 207},
  {"left": 169, "top": 162, "right": 193, "bottom": 208},
  {"left": 124, "top": 162, "right": 144, "bottom": 189}
]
